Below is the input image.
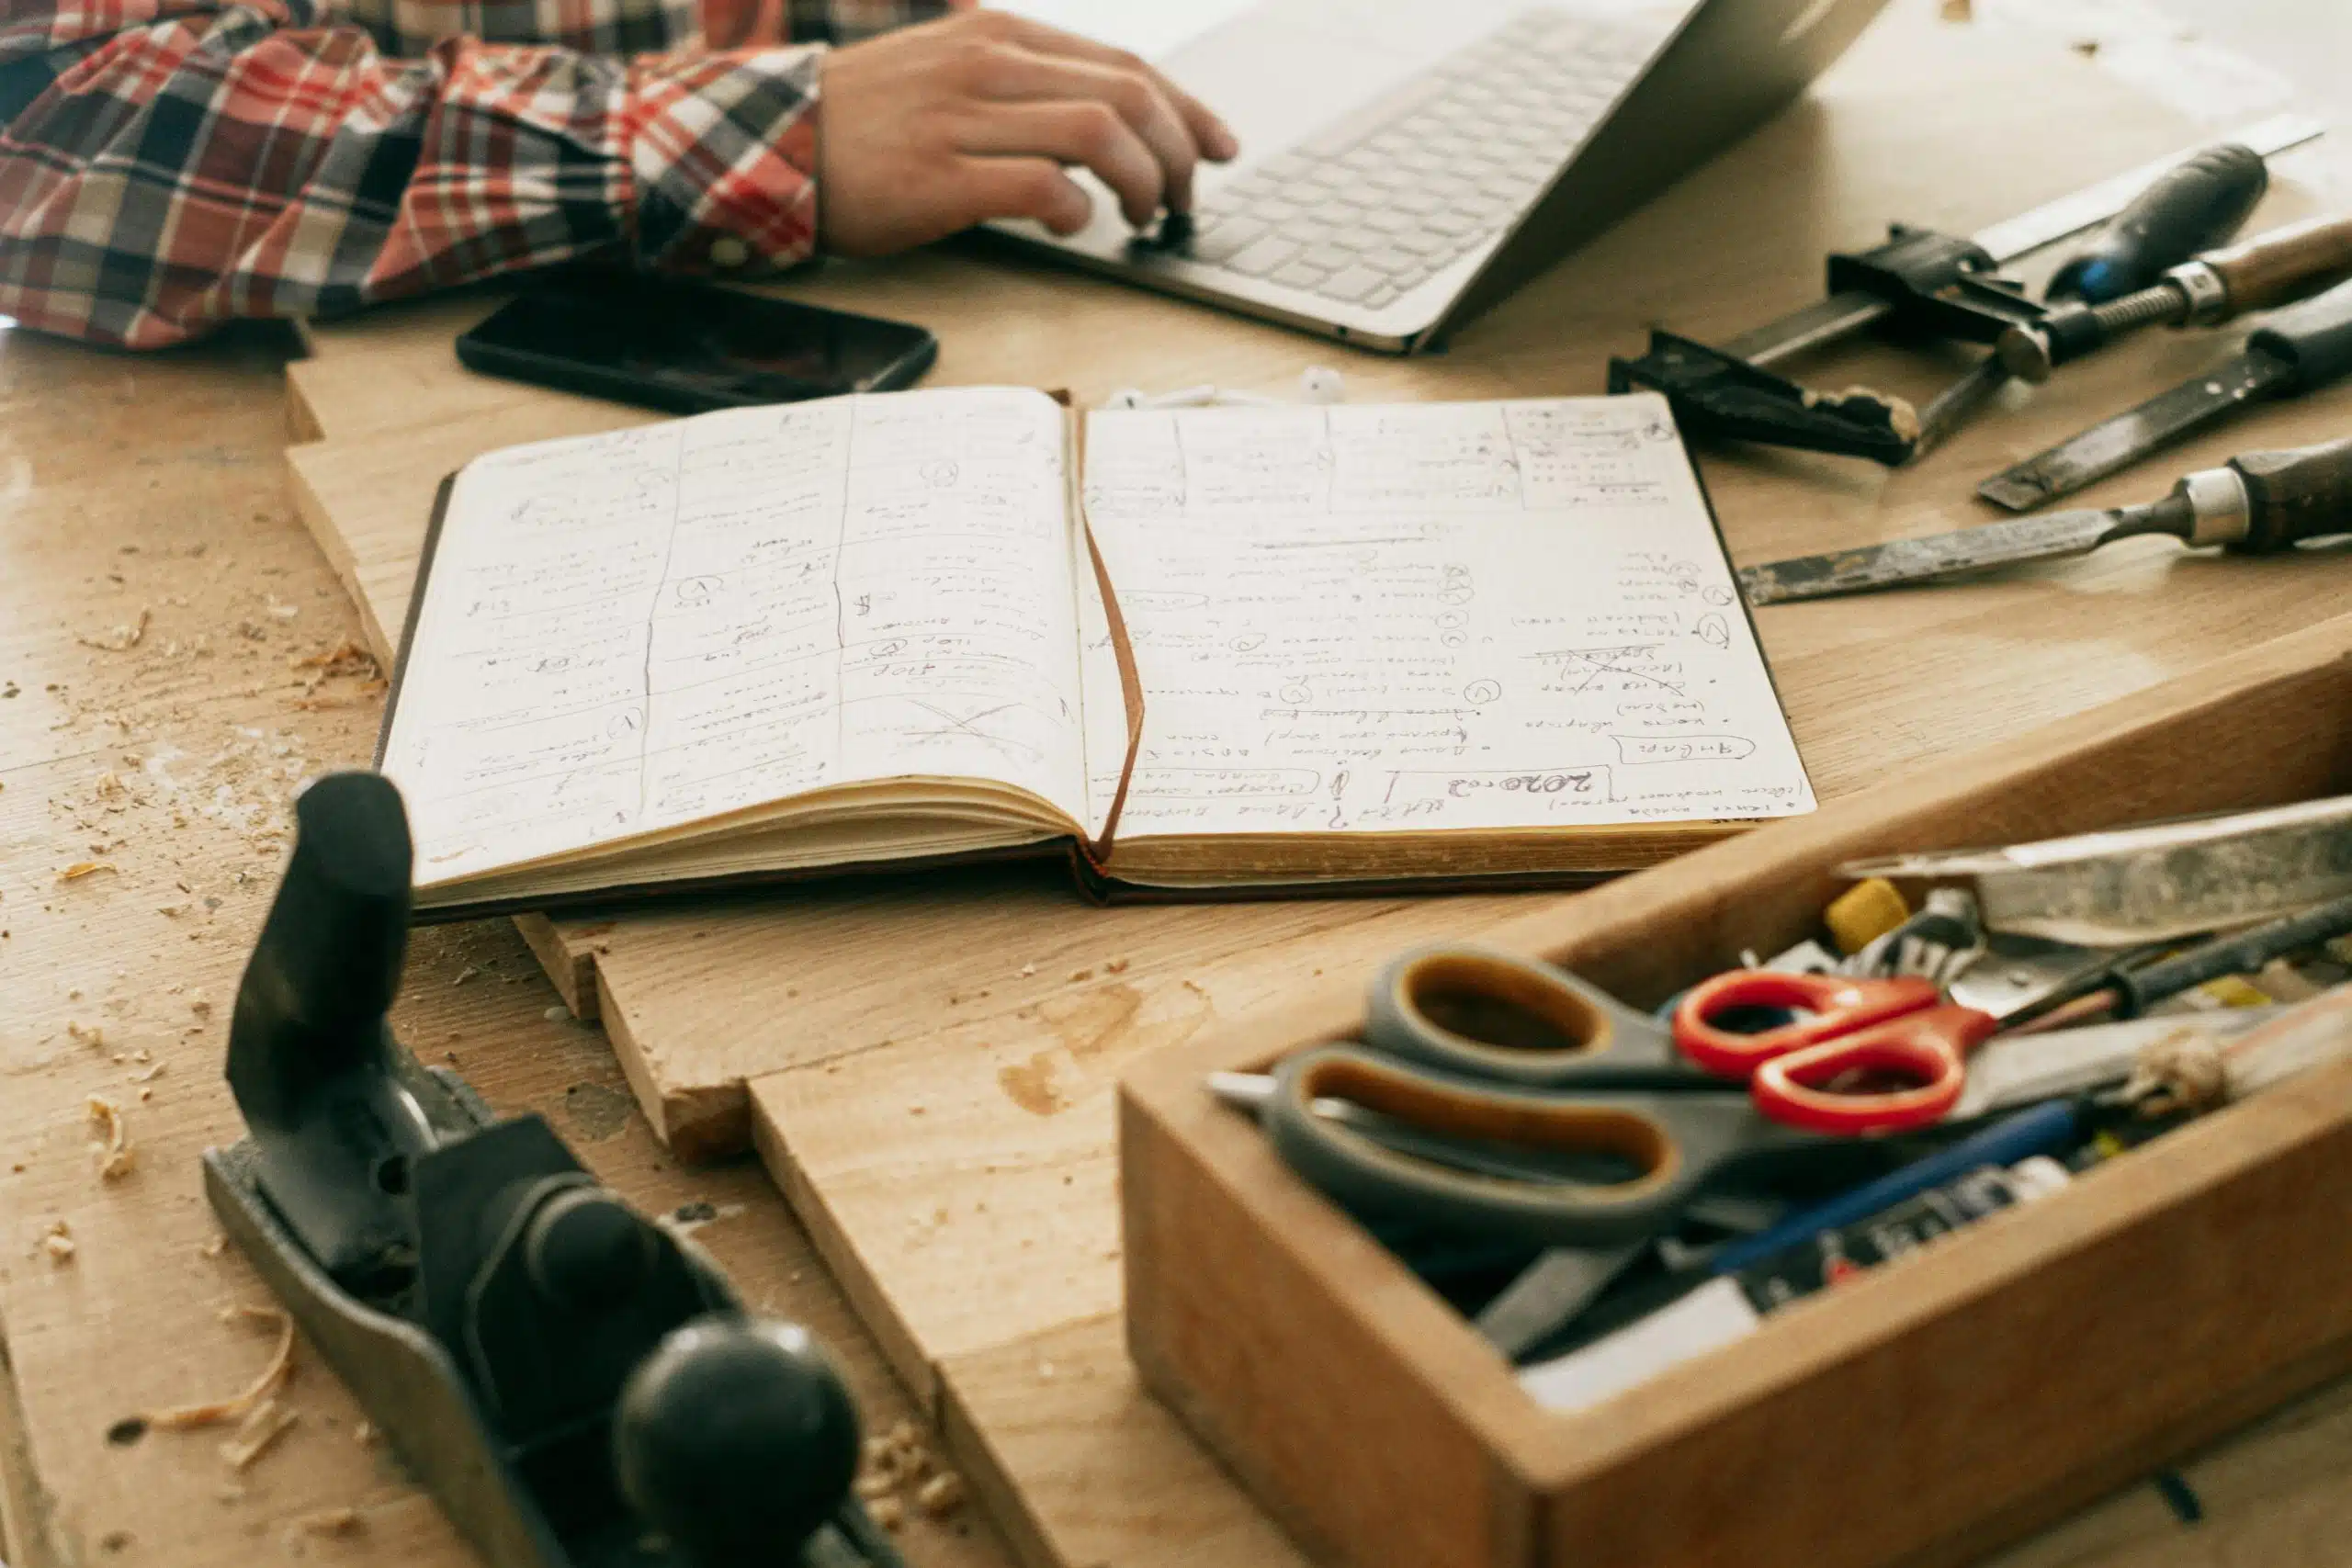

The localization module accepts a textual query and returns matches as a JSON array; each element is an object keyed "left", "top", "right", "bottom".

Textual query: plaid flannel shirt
[{"left": 0, "top": 0, "right": 946, "bottom": 345}]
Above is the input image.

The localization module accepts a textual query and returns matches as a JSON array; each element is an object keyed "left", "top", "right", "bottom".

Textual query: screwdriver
[
  {"left": 2002, "top": 209, "right": 2352, "bottom": 381},
  {"left": 2046, "top": 142, "right": 2272, "bottom": 303},
  {"left": 1740, "top": 435, "right": 2352, "bottom": 604}
]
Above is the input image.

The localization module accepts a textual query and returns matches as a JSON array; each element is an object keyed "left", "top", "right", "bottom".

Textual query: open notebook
[{"left": 377, "top": 386, "right": 1812, "bottom": 917}]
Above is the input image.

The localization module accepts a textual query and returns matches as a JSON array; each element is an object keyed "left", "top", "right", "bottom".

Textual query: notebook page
[
  {"left": 381, "top": 388, "right": 1086, "bottom": 888},
  {"left": 1080, "top": 393, "right": 1813, "bottom": 840}
]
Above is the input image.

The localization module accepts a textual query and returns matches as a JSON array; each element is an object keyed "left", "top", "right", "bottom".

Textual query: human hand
[{"left": 817, "top": 8, "right": 1238, "bottom": 256}]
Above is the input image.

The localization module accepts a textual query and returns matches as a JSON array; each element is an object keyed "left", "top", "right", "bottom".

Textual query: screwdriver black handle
[
  {"left": 2050, "top": 143, "right": 2269, "bottom": 303},
  {"left": 2229, "top": 436, "right": 2352, "bottom": 553},
  {"left": 2109, "top": 888, "right": 2352, "bottom": 1019},
  {"left": 2246, "top": 274, "right": 2352, "bottom": 392}
]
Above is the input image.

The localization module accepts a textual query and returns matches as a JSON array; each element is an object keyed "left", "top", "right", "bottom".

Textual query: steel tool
[
  {"left": 208, "top": 773, "right": 899, "bottom": 1568},
  {"left": 1983, "top": 276, "right": 2352, "bottom": 509},
  {"left": 1741, "top": 435, "right": 2352, "bottom": 602},
  {"left": 2001, "top": 209, "right": 2352, "bottom": 381},
  {"left": 1843, "top": 795, "right": 2352, "bottom": 944},
  {"left": 1606, "top": 124, "right": 2313, "bottom": 464}
]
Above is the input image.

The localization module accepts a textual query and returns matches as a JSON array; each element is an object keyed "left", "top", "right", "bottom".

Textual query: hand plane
[{"left": 205, "top": 771, "right": 899, "bottom": 1568}]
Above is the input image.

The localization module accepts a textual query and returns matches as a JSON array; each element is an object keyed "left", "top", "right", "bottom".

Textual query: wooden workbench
[
  {"left": 6, "top": 3, "right": 2352, "bottom": 1566},
  {"left": 0, "top": 329, "right": 1014, "bottom": 1568}
]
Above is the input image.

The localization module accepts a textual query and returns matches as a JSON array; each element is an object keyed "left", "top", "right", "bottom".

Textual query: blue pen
[{"left": 1710, "top": 1099, "right": 2083, "bottom": 1275}]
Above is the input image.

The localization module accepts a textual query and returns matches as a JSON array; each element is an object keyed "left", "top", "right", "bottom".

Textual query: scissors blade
[
  {"left": 1950, "top": 1007, "right": 2285, "bottom": 1120},
  {"left": 1475, "top": 1244, "right": 1649, "bottom": 1361}
]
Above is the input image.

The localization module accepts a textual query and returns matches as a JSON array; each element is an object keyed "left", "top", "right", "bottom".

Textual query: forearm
[{"left": 0, "top": 10, "right": 823, "bottom": 347}]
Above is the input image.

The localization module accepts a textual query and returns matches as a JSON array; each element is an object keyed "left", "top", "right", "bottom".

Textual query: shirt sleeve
[{"left": 0, "top": 0, "right": 936, "bottom": 348}]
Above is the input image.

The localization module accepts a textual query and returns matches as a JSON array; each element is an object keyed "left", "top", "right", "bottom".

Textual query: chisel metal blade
[
  {"left": 1739, "top": 509, "right": 2143, "bottom": 604},
  {"left": 1978, "top": 347, "right": 2293, "bottom": 511}
]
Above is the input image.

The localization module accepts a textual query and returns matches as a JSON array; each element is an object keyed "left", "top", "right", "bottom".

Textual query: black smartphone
[{"left": 456, "top": 275, "right": 938, "bottom": 414}]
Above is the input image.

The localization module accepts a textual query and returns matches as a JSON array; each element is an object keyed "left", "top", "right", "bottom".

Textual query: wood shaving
[
  {"left": 42, "top": 1222, "right": 75, "bottom": 1264},
  {"left": 94, "top": 770, "right": 126, "bottom": 797},
  {"left": 76, "top": 608, "right": 151, "bottom": 652},
  {"left": 291, "top": 1506, "right": 362, "bottom": 1538},
  {"left": 1939, "top": 0, "right": 1971, "bottom": 17},
  {"left": 915, "top": 1472, "right": 967, "bottom": 1518},
  {"left": 87, "top": 1096, "right": 135, "bottom": 1179},
  {"left": 67, "top": 1021, "right": 104, "bottom": 1047},
  {"left": 143, "top": 1305, "right": 295, "bottom": 1431},
  {"left": 1104, "top": 958, "right": 1129, "bottom": 974},
  {"left": 57, "top": 861, "right": 118, "bottom": 882},
  {"left": 218, "top": 1399, "right": 298, "bottom": 1471},
  {"left": 352, "top": 1419, "right": 378, "bottom": 1448},
  {"left": 289, "top": 639, "right": 379, "bottom": 678},
  {"left": 130, "top": 1061, "right": 167, "bottom": 1083},
  {"left": 188, "top": 988, "right": 212, "bottom": 1017}
]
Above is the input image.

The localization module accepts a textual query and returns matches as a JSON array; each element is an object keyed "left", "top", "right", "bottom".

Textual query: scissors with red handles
[
  {"left": 1365, "top": 946, "right": 2024, "bottom": 1135},
  {"left": 1671, "top": 969, "right": 2016, "bottom": 1134}
]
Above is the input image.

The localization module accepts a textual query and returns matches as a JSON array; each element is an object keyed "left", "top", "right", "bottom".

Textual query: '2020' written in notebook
[{"left": 377, "top": 385, "right": 1812, "bottom": 917}]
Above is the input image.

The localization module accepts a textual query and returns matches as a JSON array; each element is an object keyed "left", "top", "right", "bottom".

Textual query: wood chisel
[
  {"left": 1980, "top": 276, "right": 2352, "bottom": 511},
  {"left": 1741, "top": 435, "right": 2352, "bottom": 603},
  {"left": 2000, "top": 209, "right": 2352, "bottom": 381}
]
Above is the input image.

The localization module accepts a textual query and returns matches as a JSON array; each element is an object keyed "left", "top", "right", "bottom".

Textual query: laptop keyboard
[{"left": 1175, "top": 11, "right": 1662, "bottom": 310}]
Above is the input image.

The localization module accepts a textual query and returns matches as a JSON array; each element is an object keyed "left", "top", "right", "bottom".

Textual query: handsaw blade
[
  {"left": 1738, "top": 509, "right": 2137, "bottom": 604},
  {"left": 1978, "top": 347, "right": 2292, "bottom": 512}
]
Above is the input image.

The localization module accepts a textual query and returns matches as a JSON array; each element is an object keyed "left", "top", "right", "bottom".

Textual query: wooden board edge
[
  {"left": 513, "top": 913, "right": 602, "bottom": 1022},
  {"left": 595, "top": 965, "right": 751, "bottom": 1162},
  {"left": 286, "top": 367, "right": 325, "bottom": 446},
  {"left": 934, "top": 1361, "right": 1066, "bottom": 1568},
  {"left": 748, "top": 1076, "right": 944, "bottom": 1416},
  {"left": 0, "top": 1325, "right": 63, "bottom": 1568},
  {"left": 282, "top": 443, "right": 396, "bottom": 667}
]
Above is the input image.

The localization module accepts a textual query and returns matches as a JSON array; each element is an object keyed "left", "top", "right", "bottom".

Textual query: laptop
[{"left": 988, "top": 0, "right": 1894, "bottom": 353}]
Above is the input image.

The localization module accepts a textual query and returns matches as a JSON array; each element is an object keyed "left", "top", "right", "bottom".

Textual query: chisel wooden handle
[
  {"left": 2202, "top": 212, "right": 2352, "bottom": 311},
  {"left": 2229, "top": 435, "right": 2352, "bottom": 552}
]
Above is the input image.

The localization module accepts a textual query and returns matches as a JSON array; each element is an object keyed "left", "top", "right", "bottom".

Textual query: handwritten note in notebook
[
  {"left": 379, "top": 387, "right": 1101, "bottom": 907},
  {"left": 378, "top": 387, "right": 1807, "bottom": 916},
  {"left": 1080, "top": 394, "right": 1813, "bottom": 877}
]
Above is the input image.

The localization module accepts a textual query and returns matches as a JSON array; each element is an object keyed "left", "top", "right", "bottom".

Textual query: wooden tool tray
[{"left": 1120, "top": 612, "right": 2352, "bottom": 1568}]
